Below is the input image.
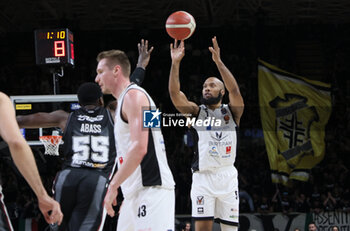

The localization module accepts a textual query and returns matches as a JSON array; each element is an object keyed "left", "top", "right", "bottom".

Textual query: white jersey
[
  {"left": 192, "top": 104, "right": 238, "bottom": 172},
  {"left": 115, "top": 83, "right": 175, "bottom": 198}
]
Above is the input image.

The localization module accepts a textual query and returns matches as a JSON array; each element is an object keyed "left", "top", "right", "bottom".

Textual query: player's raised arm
[
  {"left": 130, "top": 39, "right": 154, "bottom": 86},
  {"left": 17, "top": 110, "right": 69, "bottom": 131},
  {"left": 136, "top": 39, "right": 154, "bottom": 69},
  {"left": 209, "top": 36, "right": 244, "bottom": 125},
  {"left": 169, "top": 39, "right": 199, "bottom": 116}
]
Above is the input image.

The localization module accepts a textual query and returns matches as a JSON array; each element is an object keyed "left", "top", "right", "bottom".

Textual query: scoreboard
[{"left": 34, "top": 28, "right": 74, "bottom": 66}]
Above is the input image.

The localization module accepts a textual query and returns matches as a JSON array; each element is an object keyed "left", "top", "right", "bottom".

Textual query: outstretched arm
[
  {"left": 17, "top": 110, "right": 69, "bottom": 131},
  {"left": 169, "top": 39, "right": 199, "bottom": 116},
  {"left": 136, "top": 39, "right": 154, "bottom": 69},
  {"left": 209, "top": 36, "right": 244, "bottom": 125},
  {"left": 0, "top": 92, "right": 63, "bottom": 225},
  {"left": 104, "top": 89, "right": 149, "bottom": 217},
  {"left": 130, "top": 39, "right": 154, "bottom": 86}
]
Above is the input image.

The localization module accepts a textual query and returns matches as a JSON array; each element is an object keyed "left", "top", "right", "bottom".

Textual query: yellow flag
[{"left": 258, "top": 59, "right": 332, "bottom": 186}]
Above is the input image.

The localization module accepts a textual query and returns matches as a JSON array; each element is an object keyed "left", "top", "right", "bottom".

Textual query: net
[{"left": 39, "top": 135, "right": 63, "bottom": 156}]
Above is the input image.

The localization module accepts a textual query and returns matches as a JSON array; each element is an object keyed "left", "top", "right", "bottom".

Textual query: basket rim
[{"left": 39, "top": 135, "right": 63, "bottom": 140}]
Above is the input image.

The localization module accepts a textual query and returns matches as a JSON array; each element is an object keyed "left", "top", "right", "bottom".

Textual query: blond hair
[{"left": 97, "top": 50, "right": 131, "bottom": 77}]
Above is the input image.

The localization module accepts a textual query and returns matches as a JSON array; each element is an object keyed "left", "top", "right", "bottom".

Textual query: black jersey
[{"left": 61, "top": 106, "right": 116, "bottom": 176}]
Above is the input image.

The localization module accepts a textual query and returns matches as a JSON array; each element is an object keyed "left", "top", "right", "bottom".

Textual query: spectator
[
  {"left": 308, "top": 222, "right": 317, "bottom": 231},
  {"left": 257, "top": 195, "right": 273, "bottom": 213},
  {"left": 182, "top": 221, "right": 191, "bottom": 231},
  {"left": 323, "top": 191, "right": 337, "bottom": 211},
  {"left": 295, "top": 193, "right": 310, "bottom": 212}
]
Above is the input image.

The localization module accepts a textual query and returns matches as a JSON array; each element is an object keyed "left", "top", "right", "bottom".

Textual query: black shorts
[
  {"left": 53, "top": 168, "right": 108, "bottom": 231},
  {"left": 0, "top": 186, "right": 13, "bottom": 231}
]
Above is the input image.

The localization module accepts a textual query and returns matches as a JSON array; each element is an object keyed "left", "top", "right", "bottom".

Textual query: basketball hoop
[{"left": 39, "top": 135, "right": 63, "bottom": 156}]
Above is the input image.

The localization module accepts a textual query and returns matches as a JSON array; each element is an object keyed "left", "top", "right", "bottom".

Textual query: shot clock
[{"left": 34, "top": 28, "right": 74, "bottom": 67}]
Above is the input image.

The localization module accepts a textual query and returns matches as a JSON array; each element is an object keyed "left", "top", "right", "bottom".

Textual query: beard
[{"left": 200, "top": 92, "right": 223, "bottom": 105}]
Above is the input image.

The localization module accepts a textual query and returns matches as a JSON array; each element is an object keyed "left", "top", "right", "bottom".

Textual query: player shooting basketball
[
  {"left": 16, "top": 39, "right": 152, "bottom": 231},
  {"left": 169, "top": 36, "right": 244, "bottom": 231},
  {"left": 0, "top": 92, "right": 63, "bottom": 231}
]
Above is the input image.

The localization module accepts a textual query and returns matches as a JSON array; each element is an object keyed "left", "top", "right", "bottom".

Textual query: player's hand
[
  {"left": 104, "top": 186, "right": 119, "bottom": 217},
  {"left": 209, "top": 36, "right": 221, "bottom": 64},
  {"left": 137, "top": 39, "right": 154, "bottom": 69},
  {"left": 170, "top": 39, "right": 185, "bottom": 63},
  {"left": 38, "top": 195, "right": 63, "bottom": 225}
]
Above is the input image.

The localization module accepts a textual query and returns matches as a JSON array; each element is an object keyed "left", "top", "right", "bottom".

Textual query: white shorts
[
  {"left": 117, "top": 187, "right": 175, "bottom": 231},
  {"left": 191, "top": 166, "right": 239, "bottom": 226}
]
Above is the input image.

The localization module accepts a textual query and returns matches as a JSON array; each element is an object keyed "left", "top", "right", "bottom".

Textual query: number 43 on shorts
[{"left": 137, "top": 205, "right": 147, "bottom": 218}]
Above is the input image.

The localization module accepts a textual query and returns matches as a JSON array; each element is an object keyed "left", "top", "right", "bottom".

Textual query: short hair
[
  {"left": 96, "top": 50, "right": 131, "bottom": 77},
  {"left": 77, "top": 82, "right": 102, "bottom": 106}
]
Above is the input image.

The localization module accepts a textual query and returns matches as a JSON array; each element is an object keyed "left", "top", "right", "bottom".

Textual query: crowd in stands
[{"left": 0, "top": 24, "right": 349, "bottom": 230}]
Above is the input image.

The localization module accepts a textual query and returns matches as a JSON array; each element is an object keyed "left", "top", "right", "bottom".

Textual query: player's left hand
[
  {"left": 137, "top": 39, "right": 154, "bottom": 69},
  {"left": 170, "top": 39, "right": 185, "bottom": 63},
  {"left": 38, "top": 195, "right": 63, "bottom": 225},
  {"left": 209, "top": 36, "right": 221, "bottom": 64},
  {"left": 104, "top": 186, "right": 119, "bottom": 217}
]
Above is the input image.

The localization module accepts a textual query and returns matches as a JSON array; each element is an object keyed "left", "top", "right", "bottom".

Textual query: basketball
[{"left": 165, "top": 11, "right": 196, "bottom": 40}]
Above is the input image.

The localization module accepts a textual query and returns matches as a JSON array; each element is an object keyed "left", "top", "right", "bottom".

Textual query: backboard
[{"left": 11, "top": 94, "right": 79, "bottom": 145}]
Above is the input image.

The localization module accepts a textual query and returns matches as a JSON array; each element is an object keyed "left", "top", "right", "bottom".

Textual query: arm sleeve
[{"left": 130, "top": 67, "right": 145, "bottom": 86}]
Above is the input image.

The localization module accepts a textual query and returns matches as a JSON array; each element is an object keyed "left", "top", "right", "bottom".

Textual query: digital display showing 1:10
[
  {"left": 34, "top": 28, "right": 74, "bottom": 67},
  {"left": 47, "top": 30, "right": 66, "bottom": 40}
]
